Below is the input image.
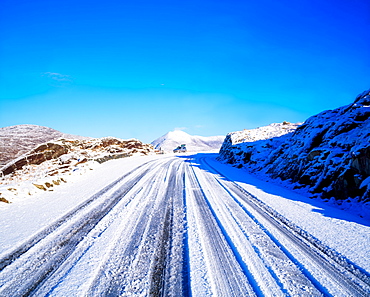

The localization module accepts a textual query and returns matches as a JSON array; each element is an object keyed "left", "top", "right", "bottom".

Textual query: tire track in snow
[
  {"left": 191, "top": 160, "right": 322, "bottom": 296},
  {"left": 92, "top": 168, "right": 170, "bottom": 296},
  {"left": 199, "top": 156, "right": 370, "bottom": 297},
  {"left": 0, "top": 158, "right": 171, "bottom": 296},
  {"left": 85, "top": 158, "right": 185, "bottom": 296},
  {"left": 148, "top": 193, "right": 174, "bottom": 297},
  {"left": 0, "top": 159, "right": 159, "bottom": 272},
  {"left": 152, "top": 161, "right": 186, "bottom": 297},
  {"left": 41, "top": 160, "right": 173, "bottom": 296},
  {"left": 184, "top": 163, "right": 256, "bottom": 296},
  {"left": 2, "top": 154, "right": 369, "bottom": 296},
  {"left": 181, "top": 162, "right": 192, "bottom": 297}
]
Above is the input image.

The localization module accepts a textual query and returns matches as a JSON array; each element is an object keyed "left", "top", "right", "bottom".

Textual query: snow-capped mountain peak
[
  {"left": 151, "top": 130, "right": 224, "bottom": 152},
  {"left": 163, "top": 130, "right": 193, "bottom": 143}
]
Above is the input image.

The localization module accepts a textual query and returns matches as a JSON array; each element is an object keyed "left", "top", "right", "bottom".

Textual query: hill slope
[
  {"left": 0, "top": 124, "right": 90, "bottom": 167},
  {"left": 219, "top": 89, "right": 370, "bottom": 202},
  {"left": 0, "top": 136, "right": 155, "bottom": 203},
  {"left": 151, "top": 130, "right": 224, "bottom": 152}
]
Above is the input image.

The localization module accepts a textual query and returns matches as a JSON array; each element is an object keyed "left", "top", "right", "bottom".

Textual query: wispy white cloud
[{"left": 41, "top": 72, "right": 73, "bottom": 86}]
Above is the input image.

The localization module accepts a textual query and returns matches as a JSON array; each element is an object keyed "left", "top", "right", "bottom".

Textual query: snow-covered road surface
[{"left": 0, "top": 154, "right": 369, "bottom": 296}]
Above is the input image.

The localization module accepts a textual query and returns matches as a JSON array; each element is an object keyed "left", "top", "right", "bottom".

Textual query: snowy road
[{"left": 0, "top": 155, "right": 370, "bottom": 296}]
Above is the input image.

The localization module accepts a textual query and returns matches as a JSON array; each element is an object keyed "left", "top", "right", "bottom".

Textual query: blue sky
[{"left": 1, "top": 0, "right": 369, "bottom": 143}]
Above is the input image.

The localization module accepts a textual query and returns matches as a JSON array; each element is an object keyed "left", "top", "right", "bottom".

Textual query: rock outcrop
[
  {"left": 218, "top": 90, "right": 370, "bottom": 202},
  {"left": 1, "top": 137, "right": 155, "bottom": 177},
  {"left": 1, "top": 142, "right": 69, "bottom": 176},
  {"left": 219, "top": 122, "right": 300, "bottom": 165},
  {"left": 0, "top": 136, "right": 155, "bottom": 202}
]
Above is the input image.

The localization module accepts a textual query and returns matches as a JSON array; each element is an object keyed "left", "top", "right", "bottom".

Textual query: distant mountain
[
  {"left": 151, "top": 130, "right": 225, "bottom": 152},
  {"left": 0, "top": 124, "right": 90, "bottom": 167}
]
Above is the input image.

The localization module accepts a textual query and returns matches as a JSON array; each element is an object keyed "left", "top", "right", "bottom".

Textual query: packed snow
[
  {"left": 1, "top": 92, "right": 370, "bottom": 295},
  {"left": 0, "top": 153, "right": 369, "bottom": 296}
]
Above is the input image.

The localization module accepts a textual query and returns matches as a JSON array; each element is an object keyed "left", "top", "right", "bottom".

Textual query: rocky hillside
[
  {"left": 0, "top": 124, "right": 90, "bottom": 167},
  {"left": 152, "top": 130, "right": 224, "bottom": 152},
  {"left": 0, "top": 137, "right": 155, "bottom": 203},
  {"left": 1, "top": 137, "right": 154, "bottom": 177},
  {"left": 218, "top": 90, "right": 370, "bottom": 202},
  {"left": 219, "top": 122, "right": 301, "bottom": 163}
]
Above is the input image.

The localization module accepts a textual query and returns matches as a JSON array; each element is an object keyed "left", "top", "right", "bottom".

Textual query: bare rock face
[
  {"left": 1, "top": 143, "right": 69, "bottom": 176},
  {"left": 218, "top": 89, "right": 370, "bottom": 202}
]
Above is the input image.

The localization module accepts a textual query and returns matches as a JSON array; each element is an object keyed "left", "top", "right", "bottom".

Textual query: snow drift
[{"left": 219, "top": 90, "right": 370, "bottom": 202}]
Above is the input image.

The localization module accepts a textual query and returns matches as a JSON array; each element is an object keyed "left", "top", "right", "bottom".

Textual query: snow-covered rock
[
  {"left": 219, "top": 122, "right": 301, "bottom": 164},
  {"left": 151, "top": 130, "right": 224, "bottom": 152},
  {"left": 1, "top": 137, "right": 154, "bottom": 176},
  {"left": 225, "top": 121, "right": 300, "bottom": 145},
  {"left": 0, "top": 124, "right": 90, "bottom": 167},
  {"left": 0, "top": 137, "right": 155, "bottom": 203},
  {"left": 218, "top": 89, "right": 370, "bottom": 202}
]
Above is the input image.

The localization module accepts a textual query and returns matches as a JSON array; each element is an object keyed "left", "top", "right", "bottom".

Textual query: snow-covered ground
[
  {"left": 0, "top": 154, "right": 168, "bottom": 254},
  {"left": 204, "top": 154, "right": 370, "bottom": 272},
  {"left": 151, "top": 129, "right": 224, "bottom": 152},
  {"left": 0, "top": 153, "right": 369, "bottom": 296}
]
